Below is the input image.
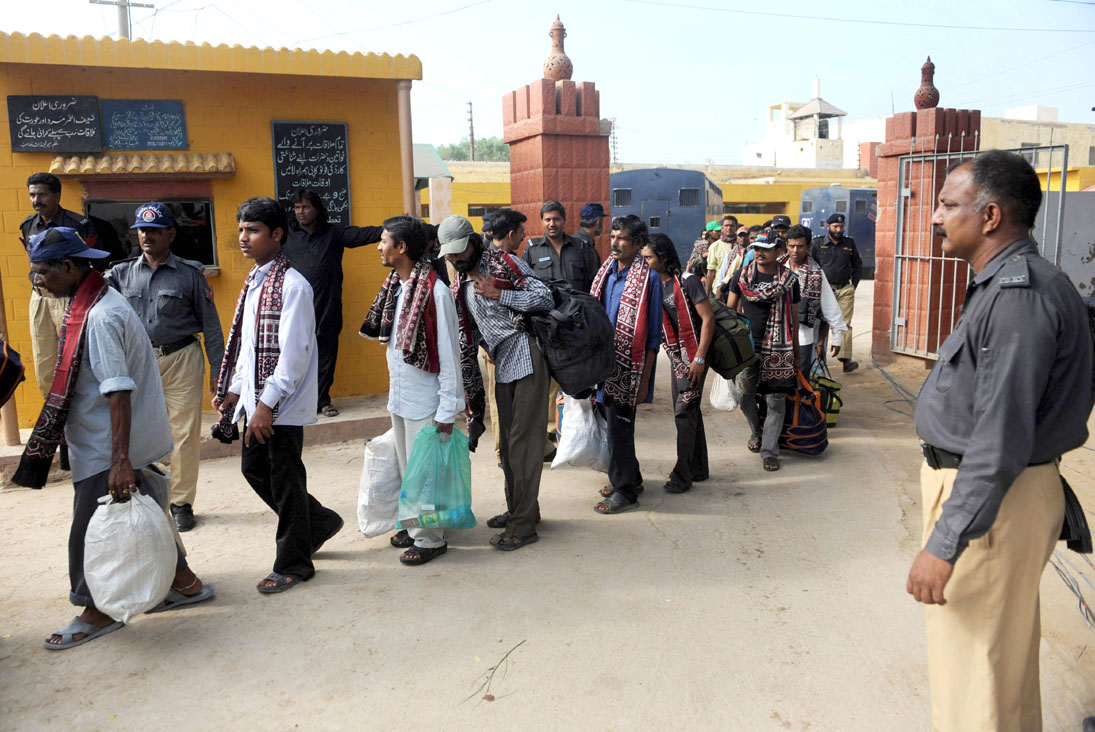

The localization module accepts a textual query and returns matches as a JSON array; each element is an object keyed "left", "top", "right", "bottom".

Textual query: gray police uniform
[
  {"left": 523, "top": 234, "right": 601, "bottom": 293},
  {"left": 810, "top": 233, "right": 861, "bottom": 360},
  {"left": 913, "top": 237, "right": 1093, "bottom": 730},
  {"left": 20, "top": 209, "right": 99, "bottom": 400},
  {"left": 106, "top": 253, "right": 224, "bottom": 508}
]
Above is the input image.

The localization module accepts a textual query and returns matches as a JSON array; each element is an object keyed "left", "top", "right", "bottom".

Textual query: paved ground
[{"left": 1, "top": 287, "right": 1092, "bottom": 731}]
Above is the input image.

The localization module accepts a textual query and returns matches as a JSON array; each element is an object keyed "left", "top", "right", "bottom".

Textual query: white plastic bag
[
  {"left": 84, "top": 489, "right": 176, "bottom": 622},
  {"left": 552, "top": 396, "right": 609, "bottom": 473},
  {"left": 709, "top": 376, "right": 740, "bottom": 411},
  {"left": 357, "top": 429, "right": 403, "bottom": 538}
]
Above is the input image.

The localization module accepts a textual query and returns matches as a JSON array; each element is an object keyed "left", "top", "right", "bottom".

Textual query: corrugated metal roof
[{"left": 0, "top": 32, "right": 421, "bottom": 80}]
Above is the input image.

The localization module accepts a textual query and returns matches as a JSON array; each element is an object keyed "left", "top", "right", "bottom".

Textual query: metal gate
[{"left": 890, "top": 143, "right": 1068, "bottom": 358}]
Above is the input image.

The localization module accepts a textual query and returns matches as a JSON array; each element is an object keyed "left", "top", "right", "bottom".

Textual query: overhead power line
[
  {"left": 623, "top": 0, "right": 1095, "bottom": 33},
  {"left": 290, "top": 0, "right": 493, "bottom": 48}
]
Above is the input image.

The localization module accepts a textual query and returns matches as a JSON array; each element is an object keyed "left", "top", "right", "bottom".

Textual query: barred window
[
  {"left": 678, "top": 188, "right": 700, "bottom": 207},
  {"left": 612, "top": 188, "right": 632, "bottom": 207}
]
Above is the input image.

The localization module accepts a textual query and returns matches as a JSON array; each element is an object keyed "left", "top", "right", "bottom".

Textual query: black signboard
[
  {"left": 7, "top": 95, "right": 102, "bottom": 153},
  {"left": 101, "top": 99, "right": 188, "bottom": 150},
  {"left": 271, "top": 121, "right": 351, "bottom": 226}
]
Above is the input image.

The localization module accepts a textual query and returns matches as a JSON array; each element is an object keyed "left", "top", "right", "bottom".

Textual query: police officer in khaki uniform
[
  {"left": 105, "top": 203, "right": 224, "bottom": 532},
  {"left": 19, "top": 173, "right": 99, "bottom": 403},
  {"left": 809, "top": 212, "right": 862, "bottom": 372},
  {"left": 907, "top": 151, "right": 1093, "bottom": 732}
]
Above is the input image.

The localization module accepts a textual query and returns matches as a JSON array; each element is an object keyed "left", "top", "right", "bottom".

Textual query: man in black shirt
[
  {"left": 522, "top": 201, "right": 601, "bottom": 292},
  {"left": 284, "top": 189, "right": 383, "bottom": 417},
  {"left": 726, "top": 235, "right": 801, "bottom": 471},
  {"left": 19, "top": 172, "right": 100, "bottom": 403},
  {"left": 809, "top": 213, "right": 862, "bottom": 373}
]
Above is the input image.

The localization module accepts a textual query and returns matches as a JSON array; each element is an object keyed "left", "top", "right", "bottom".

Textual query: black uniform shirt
[
  {"left": 282, "top": 223, "right": 383, "bottom": 327},
  {"left": 105, "top": 252, "right": 224, "bottom": 371},
  {"left": 20, "top": 207, "right": 98, "bottom": 250},
  {"left": 523, "top": 234, "right": 601, "bottom": 293},
  {"left": 914, "top": 238, "right": 1094, "bottom": 562},
  {"left": 809, "top": 234, "right": 862, "bottom": 289}
]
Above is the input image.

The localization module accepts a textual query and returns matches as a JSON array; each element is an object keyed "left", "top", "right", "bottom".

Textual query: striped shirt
[{"left": 461, "top": 255, "right": 553, "bottom": 384}]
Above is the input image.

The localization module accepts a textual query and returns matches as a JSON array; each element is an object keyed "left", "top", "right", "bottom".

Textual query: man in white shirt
[
  {"left": 361, "top": 215, "right": 464, "bottom": 565},
  {"left": 784, "top": 225, "right": 847, "bottom": 373},
  {"left": 214, "top": 198, "right": 343, "bottom": 594}
]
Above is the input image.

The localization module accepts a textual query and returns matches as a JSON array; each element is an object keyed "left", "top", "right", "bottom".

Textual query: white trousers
[{"left": 391, "top": 413, "right": 445, "bottom": 549}]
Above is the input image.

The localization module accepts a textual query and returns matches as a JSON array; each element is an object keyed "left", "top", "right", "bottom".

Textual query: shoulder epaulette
[{"left": 998, "top": 254, "right": 1031, "bottom": 288}]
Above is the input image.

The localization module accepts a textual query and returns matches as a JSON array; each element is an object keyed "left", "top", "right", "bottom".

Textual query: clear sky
[{"left": 7, "top": 0, "right": 1095, "bottom": 164}]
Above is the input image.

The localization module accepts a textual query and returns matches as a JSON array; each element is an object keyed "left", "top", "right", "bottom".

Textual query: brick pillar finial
[
  {"left": 914, "top": 56, "right": 940, "bottom": 110},
  {"left": 544, "top": 15, "right": 573, "bottom": 81}
]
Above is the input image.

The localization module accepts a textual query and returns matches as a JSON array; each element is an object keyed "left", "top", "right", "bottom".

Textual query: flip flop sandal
[
  {"left": 146, "top": 583, "right": 216, "bottom": 614},
  {"left": 311, "top": 515, "right": 345, "bottom": 556},
  {"left": 763, "top": 457, "right": 780, "bottom": 471},
  {"left": 390, "top": 529, "right": 414, "bottom": 548},
  {"left": 663, "top": 480, "right": 691, "bottom": 494},
  {"left": 43, "top": 616, "right": 124, "bottom": 651},
  {"left": 594, "top": 492, "right": 640, "bottom": 515},
  {"left": 320, "top": 404, "right": 340, "bottom": 417},
  {"left": 489, "top": 532, "right": 540, "bottom": 551},
  {"left": 256, "top": 572, "right": 302, "bottom": 594},
  {"left": 747, "top": 437, "right": 762, "bottom": 453},
  {"left": 600, "top": 484, "right": 644, "bottom": 498},
  {"left": 486, "top": 512, "right": 510, "bottom": 529},
  {"left": 399, "top": 543, "right": 448, "bottom": 565}
]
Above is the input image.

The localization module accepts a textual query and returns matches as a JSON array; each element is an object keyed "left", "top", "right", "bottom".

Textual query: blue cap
[
  {"left": 580, "top": 202, "right": 607, "bottom": 219},
  {"left": 826, "top": 213, "right": 845, "bottom": 225},
  {"left": 28, "top": 227, "right": 110, "bottom": 263},
  {"left": 130, "top": 202, "right": 176, "bottom": 229}
]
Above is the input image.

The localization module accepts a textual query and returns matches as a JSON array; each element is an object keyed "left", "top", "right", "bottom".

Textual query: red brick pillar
[
  {"left": 871, "top": 107, "right": 980, "bottom": 364},
  {"left": 502, "top": 78, "right": 611, "bottom": 259}
]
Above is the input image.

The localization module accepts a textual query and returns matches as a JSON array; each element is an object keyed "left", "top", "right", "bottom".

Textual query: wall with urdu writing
[{"left": 0, "top": 61, "right": 403, "bottom": 426}]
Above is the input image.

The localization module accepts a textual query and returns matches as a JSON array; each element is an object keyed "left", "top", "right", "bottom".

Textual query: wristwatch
[{"left": 693, "top": 356, "right": 705, "bottom": 364}]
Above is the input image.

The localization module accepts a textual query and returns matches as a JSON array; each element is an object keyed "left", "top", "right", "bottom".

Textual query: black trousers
[
  {"left": 240, "top": 424, "right": 341, "bottom": 580},
  {"left": 68, "top": 468, "right": 186, "bottom": 609},
  {"left": 316, "top": 327, "right": 340, "bottom": 410},
  {"left": 669, "top": 374, "right": 709, "bottom": 488},
  {"left": 604, "top": 400, "right": 644, "bottom": 501}
]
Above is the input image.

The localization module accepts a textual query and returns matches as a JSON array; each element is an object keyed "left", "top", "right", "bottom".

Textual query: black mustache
[{"left": 933, "top": 226, "right": 947, "bottom": 238}]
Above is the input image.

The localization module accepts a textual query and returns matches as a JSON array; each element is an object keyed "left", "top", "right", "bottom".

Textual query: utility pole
[
  {"left": 467, "top": 101, "right": 476, "bottom": 162},
  {"left": 89, "top": 0, "right": 155, "bottom": 40},
  {"left": 609, "top": 118, "right": 618, "bottom": 167}
]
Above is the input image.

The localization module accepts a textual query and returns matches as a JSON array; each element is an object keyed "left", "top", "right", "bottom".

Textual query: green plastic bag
[{"left": 395, "top": 425, "right": 476, "bottom": 530}]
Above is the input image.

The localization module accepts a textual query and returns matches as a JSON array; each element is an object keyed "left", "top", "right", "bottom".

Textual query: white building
[{"left": 741, "top": 79, "right": 847, "bottom": 169}]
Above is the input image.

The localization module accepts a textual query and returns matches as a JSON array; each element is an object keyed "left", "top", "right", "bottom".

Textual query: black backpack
[
  {"left": 528, "top": 284, "right": 616, "bottom": 399},
  {"left": 706, "top": 296, "right": 756, "bottom": 380}
]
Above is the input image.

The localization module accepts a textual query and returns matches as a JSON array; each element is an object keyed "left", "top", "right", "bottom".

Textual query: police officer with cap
[
  {"left": 576, "top": 202, "right": 608, "bottom": 253},
  {"left": 105, "top": 203, "right": 224, "bottom": 532},
  {"left": 907, "top": 151, "right": 1093, "bottom": 731},
  {"left": 810, "top": 212, "right": 862, "bottom": 372}
]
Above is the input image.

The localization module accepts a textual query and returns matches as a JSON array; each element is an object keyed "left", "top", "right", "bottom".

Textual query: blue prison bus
[
  {"left": 609, "top": 168, "right": 723, "bottom": 267},
  {"left": 799, "top": 186, "right": 878, "bottom": 278}
]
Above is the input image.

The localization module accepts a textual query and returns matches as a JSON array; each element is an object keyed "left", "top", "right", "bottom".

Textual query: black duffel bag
[{"left": 528, "top": 284, "right": 615, "bottom": 399}]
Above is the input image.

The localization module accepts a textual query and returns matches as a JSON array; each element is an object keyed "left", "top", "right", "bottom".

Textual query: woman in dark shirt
[{"left": 642, "top": 234, "right": 716, "bottom": 493}]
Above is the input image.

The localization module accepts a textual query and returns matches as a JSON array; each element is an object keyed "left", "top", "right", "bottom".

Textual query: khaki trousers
[
  {"left": 158, "top": 341, "right": 205, "bottom": 507},
  {"left": 545, "top": 378, "right": 560, "bottom": 457},
  {"left": 833, "top": 283, "right": 855, "bottom": 360},
  {"left": 480, "top": 348, "right": 501, "bottom": 460},
  {"left": 29, "top": 289, "right": 69, "bottom": 399},
  {"left": 920, "top": 462, "right": 1064, "bottom": 732}
]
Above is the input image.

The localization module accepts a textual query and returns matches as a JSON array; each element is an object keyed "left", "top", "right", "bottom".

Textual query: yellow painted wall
[
  {"left": 719, "top": 181, "right": 877, "bottom": 228},
  {"left": 1, "top": 62, "right": 405, "bottom": 426},
  {"left": 1037, "top": 165, "right": 1095, "bottom": 192},
  {"left": 421, "top": 180, "right": 511, "bottom": 231}
]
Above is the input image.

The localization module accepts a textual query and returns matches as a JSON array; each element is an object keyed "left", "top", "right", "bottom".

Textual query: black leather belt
[
  {"left": 921, "top": 442, "right": 1056, "bottom": 470},
  {"left": 152, "top": 336, "right": 197, "bottom": 359},
  {"left": 921, "top": 442, "right": 962, "bottom": 469}
]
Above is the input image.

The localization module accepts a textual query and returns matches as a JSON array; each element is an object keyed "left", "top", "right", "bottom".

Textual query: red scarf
[
  {"left": 737, "top": 258, "right": 797, "bottom": 392},
  {"left": 13, "top": 269, "right": 109, "bottom": 488},
  {"left": 661, "top": 273, "right": 702, "bottom": 404},
  {"left": 360, "top": 260, "right": 440, "bottom": 373},
  {"left": 214, "top": 255, "right": 291, "bottom": 419},
  {"left": 590, "top": 256, "right": 653, "bottom": 407}
]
